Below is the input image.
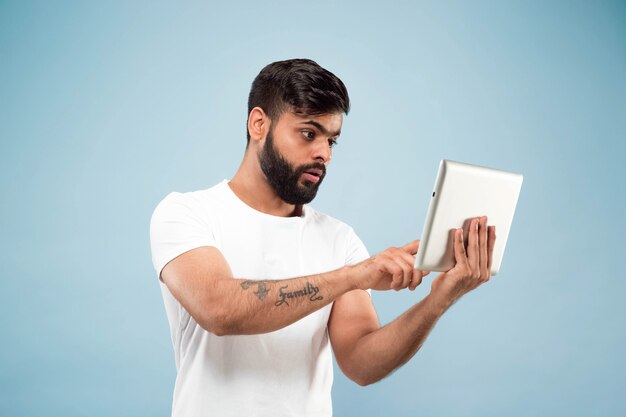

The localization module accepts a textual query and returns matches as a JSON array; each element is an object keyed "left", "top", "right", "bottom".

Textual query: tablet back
[{"left": 414, "top": 160, "right": 523, "bottom": 275}]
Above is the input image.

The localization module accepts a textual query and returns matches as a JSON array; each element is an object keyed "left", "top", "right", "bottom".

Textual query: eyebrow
[{"left": 301, "top": 120, "right": 341, "bottom": 138}]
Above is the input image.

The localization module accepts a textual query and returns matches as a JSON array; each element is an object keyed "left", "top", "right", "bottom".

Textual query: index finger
[{"left": 401, "top": 240, "right": 420, "bottom": 255}]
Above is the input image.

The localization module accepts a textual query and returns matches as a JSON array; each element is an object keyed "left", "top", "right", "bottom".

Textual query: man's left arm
[
  {"left": 328, "top": 288, "right": 445, "bottom": 386},
  {"left": 329, "top": 216, "right": 495, "bottom": 386}
]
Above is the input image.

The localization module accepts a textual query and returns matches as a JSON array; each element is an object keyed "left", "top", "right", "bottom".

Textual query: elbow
[
  {"left": 204, "top": 322, "right": 228, "bottom": 337},
  {"left": 212, "top": 328, "right": 229, "bottom": 337},
  {"left": 198, "top": 307, "right": 236, "bottom": 336},
  {"left": 344, "top": 367, "right": 381, "bottom": 387},
  {"left": 338, "top": 358, "right": 383, "bottom": 387},
  {"left": 352, "top": 374, "right": 379, "bottom": 387},
  {"left": 197, "top": 317, "right": 226, "bottom": 336}
]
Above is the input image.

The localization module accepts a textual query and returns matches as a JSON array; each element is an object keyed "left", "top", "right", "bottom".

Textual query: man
[{"left": 150, "top": 58, "right": 496, "bottom": 416}]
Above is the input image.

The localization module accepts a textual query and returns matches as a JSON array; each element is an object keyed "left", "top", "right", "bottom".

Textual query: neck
[{"left": 229, "top": 151, "right": 302, "bottom": 217}]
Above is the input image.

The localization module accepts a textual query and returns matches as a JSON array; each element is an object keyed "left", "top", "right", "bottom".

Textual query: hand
[
  {"left": 430, "top": 216, "right": 496, "bottom": 307},
  {"left": 350, "top": 240, "right": 430, "bottom": 291}
]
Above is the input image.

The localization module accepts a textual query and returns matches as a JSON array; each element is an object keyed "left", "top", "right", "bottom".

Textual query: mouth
[
  {"left": 305, "top": 168, "right": 323, "bottom": 177},
  {"left": 302, "top": 168, "right": 324, "bottom": 184}
]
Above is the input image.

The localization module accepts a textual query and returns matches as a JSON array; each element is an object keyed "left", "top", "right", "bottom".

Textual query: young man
[{"left": 150, "top": 58, "right": 496, "bottom": 417}]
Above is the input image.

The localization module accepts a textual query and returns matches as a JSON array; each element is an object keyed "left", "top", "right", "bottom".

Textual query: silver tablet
[{"left": 414, "top": 160, "right": 523, "bottom": 275}]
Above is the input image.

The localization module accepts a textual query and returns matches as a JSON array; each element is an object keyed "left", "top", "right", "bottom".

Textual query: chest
[{"left": 211, "top": 214, "right": 345, "bottom": 280}]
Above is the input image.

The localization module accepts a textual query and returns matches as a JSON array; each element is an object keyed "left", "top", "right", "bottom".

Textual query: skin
[{"left": 160, "top": 106, "right": 496, "bottom": 386}]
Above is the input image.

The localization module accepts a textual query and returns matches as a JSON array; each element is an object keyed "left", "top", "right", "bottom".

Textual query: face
[{"left": 257, "top": 111, "right": 342, "bottom": 205}]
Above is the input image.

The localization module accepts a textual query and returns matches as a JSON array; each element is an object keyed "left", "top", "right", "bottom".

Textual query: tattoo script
[
  {"left": 275, "top": 282, "right": 323, "bottom": 307},
  {"left": 240, "top": 280, "right": 270, "bottom": 300}
]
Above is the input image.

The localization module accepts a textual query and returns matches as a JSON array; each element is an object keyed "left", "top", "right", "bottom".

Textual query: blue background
[{"left": 1, "top": 1, "right": 624, "bottom": 416}]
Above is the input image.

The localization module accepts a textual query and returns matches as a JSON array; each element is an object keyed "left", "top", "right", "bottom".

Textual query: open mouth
[
  {"left": 302, "top": 168, "right": 324, "bottom": 183},
  {"left": 305, "top": 168, "right": 323, "bottom": 177}
]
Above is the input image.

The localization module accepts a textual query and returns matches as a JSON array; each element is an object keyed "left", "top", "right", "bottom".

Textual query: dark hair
[{"left": 246, "top": 58, "right": 350, "bottom": 143}]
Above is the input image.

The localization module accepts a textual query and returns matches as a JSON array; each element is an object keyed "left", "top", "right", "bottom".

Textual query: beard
[{"left": 258, "top": 129, "right": 327, "bottom": 205}]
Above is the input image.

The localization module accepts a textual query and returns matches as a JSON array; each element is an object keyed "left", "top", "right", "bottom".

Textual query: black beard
[{"left": 258, "top": 129, "right": 326, "bottom": 205}]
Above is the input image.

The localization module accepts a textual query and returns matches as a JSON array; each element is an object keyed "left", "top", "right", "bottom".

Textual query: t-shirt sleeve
[
  {"left": 344, "top": 227, "right": 371, "bottom": 295},
  {"left": 344, "top": 227, "right": 370, "bottom": 266},
  {"left": 149, "top": 192, "right": 217, "bottom": 281}
]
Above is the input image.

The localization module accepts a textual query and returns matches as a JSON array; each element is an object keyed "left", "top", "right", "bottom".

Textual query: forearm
[
  {"left": 201, "top": 268, "right": 356, "bottom": 336},
  {"left": 345, "top": 293, "right": 450, "bottom": 385}
]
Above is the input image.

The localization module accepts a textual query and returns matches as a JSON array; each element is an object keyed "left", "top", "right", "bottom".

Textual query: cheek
[{"left": 282, "top": 136, "right": 310, "bottom": 160}]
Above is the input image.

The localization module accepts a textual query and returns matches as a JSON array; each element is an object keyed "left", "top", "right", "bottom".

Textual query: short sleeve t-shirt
[{"left": 150, "top": 180, "right": 369, "bottom": 417}]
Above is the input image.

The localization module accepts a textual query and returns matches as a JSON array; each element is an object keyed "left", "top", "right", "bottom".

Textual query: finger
[
  {"left": 409, "top": 269, "right": 429, "bottom": 291},
  {"left": 384, "top": 260, "right": 404, "bottom": 290},
  {"left": 389, "top": 247, "right": 418, "bottom": 286},
  {"left": 396, "top": 249, "right": 417, "bottom": 269},
  {"left": 401, "top": 240, "right": 420, "bottom": 256},
  {"left": 409, "top": 270, "right": 422, "bottom": 291},
  {"left": 397, "top": 257, "right": 414, "bottom": 290},
  {"left": 467, "top": 218, "right": 480, "bottom": 272},
  {"left": 453, "top": 228, "right": 469, "bottom": 268},
  {"left": 479, "top": 216, "right": 488, "bottom": 278},
  {"left": 487, "top": 225, "right": 496, "bottom": 272}
]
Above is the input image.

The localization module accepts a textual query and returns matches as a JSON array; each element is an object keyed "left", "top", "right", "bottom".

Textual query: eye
[
  {"left": 328, "top": 138, "right": 338, "bottom": 148},
  {"left": 301, "top": 130, "right": 315, "bottom": 140}
]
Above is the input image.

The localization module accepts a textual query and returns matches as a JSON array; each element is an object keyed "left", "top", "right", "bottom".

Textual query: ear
[{"left": 247, "top": 107, "right": 270, "bottom": 144}]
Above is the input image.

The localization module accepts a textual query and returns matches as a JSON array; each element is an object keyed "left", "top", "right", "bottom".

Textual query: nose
[{"left": 312, "top": 140, "right": 332, "bottom": 164}]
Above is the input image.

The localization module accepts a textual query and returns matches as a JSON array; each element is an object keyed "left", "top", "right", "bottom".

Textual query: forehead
[{"left": 277, "top": 111, "right": 343, "bottom": 134}]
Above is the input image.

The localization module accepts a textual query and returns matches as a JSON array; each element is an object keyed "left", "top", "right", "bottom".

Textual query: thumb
[{"left": 401, "top": 239, "right": 420, "bottom": 255}]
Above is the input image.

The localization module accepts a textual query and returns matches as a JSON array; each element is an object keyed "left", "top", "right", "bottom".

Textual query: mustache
[{"left": 297, "top": 163, "right": 327, "bottom": 177}]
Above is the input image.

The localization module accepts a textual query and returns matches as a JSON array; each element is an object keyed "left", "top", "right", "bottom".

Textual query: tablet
[{"left": 414, "top": 160, "right": 523, "bottom": 275}]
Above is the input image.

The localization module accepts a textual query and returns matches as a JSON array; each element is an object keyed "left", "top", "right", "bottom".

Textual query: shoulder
[
  {"left": 150, "top": 181, "right": 231, "bottom": 234},
  {"left": 152, "top": 181, "right": 228, "bottom": 214}
]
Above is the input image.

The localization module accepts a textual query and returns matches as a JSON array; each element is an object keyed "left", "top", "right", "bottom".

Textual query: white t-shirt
[{"left": 150, "top": 180, "right": 369, "bottom": 417}]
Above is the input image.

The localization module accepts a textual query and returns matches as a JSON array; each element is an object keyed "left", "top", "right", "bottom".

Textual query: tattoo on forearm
[
  {"left": 240, "top": 280, "right": 270, "bottom": 300},
  {"left": 275, "top": 282, "right": 323, "bottom": 307}
]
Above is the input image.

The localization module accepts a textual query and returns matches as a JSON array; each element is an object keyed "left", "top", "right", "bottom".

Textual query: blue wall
[{"left": 1, "top": 1, "right": 624, "bottom": 416}]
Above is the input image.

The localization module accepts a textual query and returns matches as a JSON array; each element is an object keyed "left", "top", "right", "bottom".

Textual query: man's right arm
[{"left": 160, "top": 242, "right": 426, "bottom": 336}]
